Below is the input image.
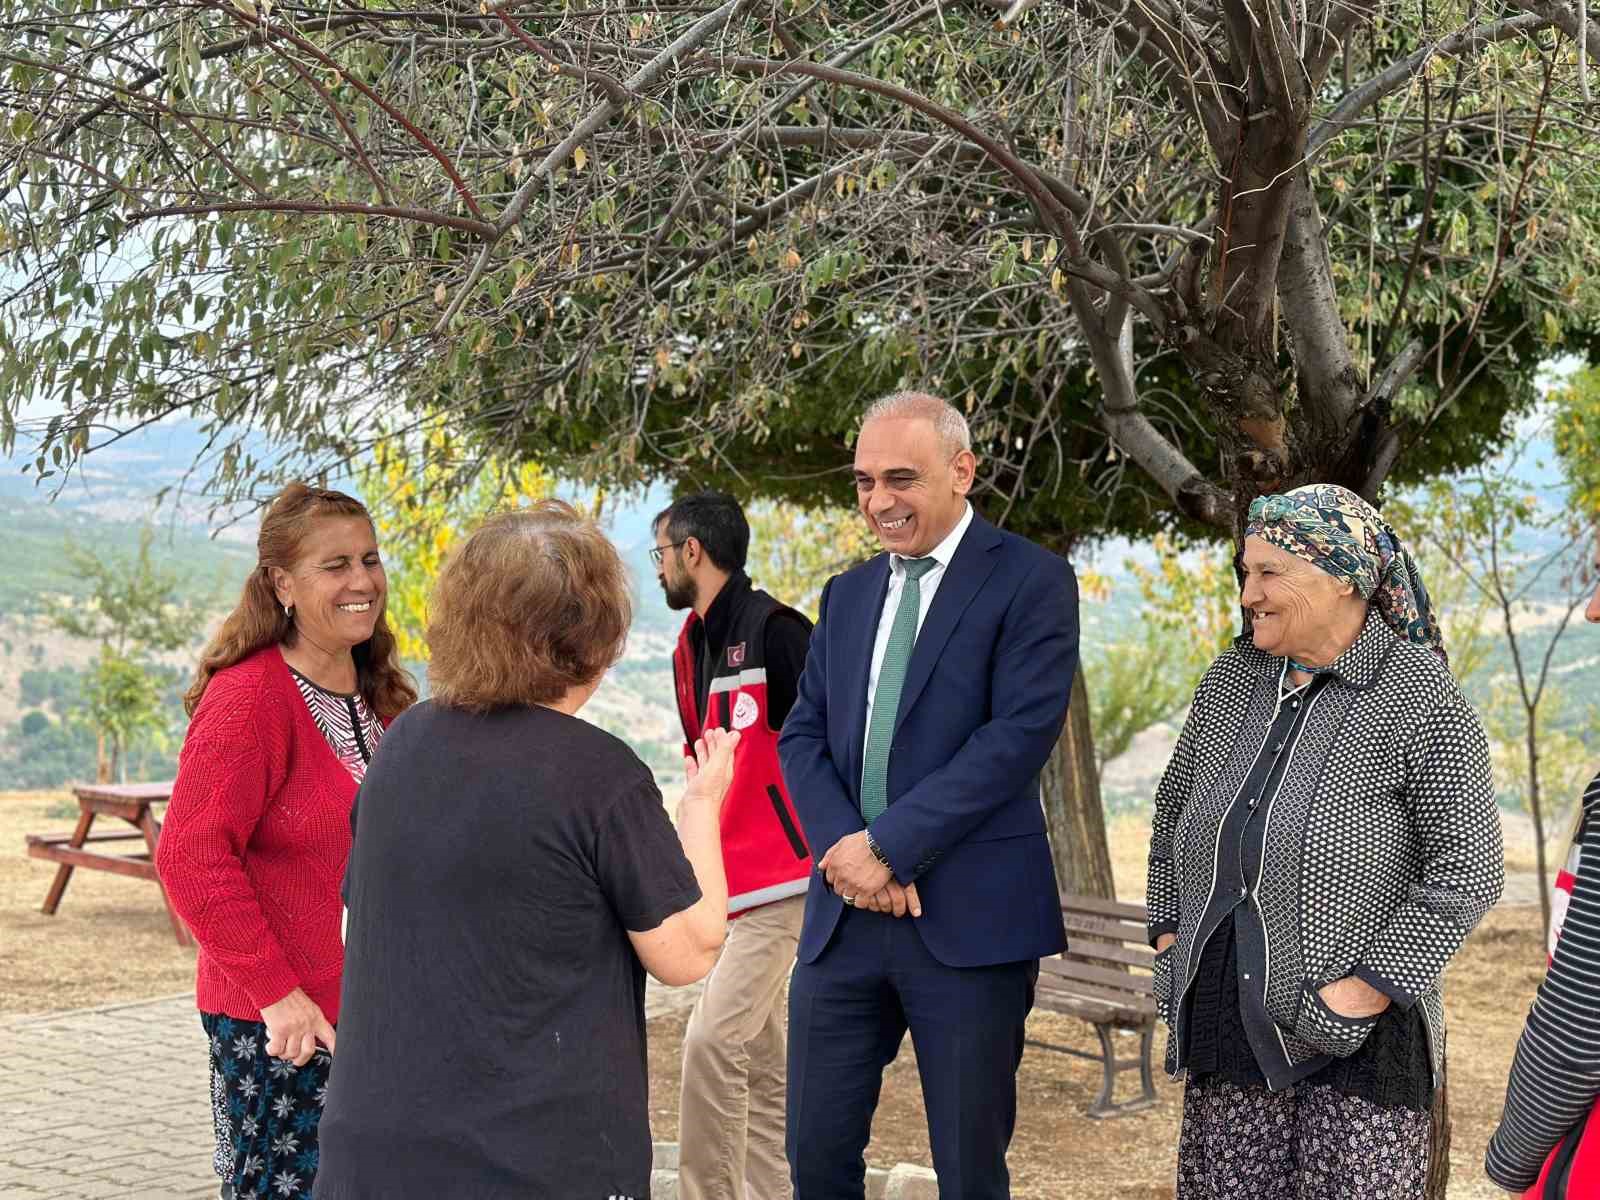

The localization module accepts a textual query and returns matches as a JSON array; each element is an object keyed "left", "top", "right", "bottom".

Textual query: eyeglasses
[{"left": 649, "top": 540, "right": 690, "bottom": 567}]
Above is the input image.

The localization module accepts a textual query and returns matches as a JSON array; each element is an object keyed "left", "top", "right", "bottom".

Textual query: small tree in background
[
  {"left": 45, "top": 530, "right": 210, "bottom": 782},
  {"left": 72, "top": 650, "right": 171, "bottom": 785},
  {"left": 1392, "top": 419, "right": 1597, "bottom": 936}
]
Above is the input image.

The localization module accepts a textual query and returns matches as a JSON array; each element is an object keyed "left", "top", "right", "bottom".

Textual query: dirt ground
[
  {"left": 4, "top": 793, "right": 1549, "bottom": 1197},
  {"left": 1, "top": 790, "right": 197, "bottom": 1012}
]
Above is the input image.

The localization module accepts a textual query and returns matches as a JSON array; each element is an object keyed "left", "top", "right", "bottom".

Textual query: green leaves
[
  {"left": 1552, "top": 367, "right": 1600, "bottom": 520},
  {"left": 2, "top": 0, "right": 1595, "bottom": 545}
]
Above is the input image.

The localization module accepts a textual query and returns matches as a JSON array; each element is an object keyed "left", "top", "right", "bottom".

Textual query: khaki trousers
[{"left": 679, "top": 894, "right": 805, "bottom": 1200}]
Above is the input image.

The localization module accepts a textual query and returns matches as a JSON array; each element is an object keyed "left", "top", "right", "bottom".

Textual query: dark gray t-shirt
[{"left": 314, "top": 701, "right": 700, "bottom": 1200}]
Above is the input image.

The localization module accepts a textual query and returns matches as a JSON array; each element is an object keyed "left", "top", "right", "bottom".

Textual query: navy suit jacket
[{"left": 778, "top": 513, "right": 1077, "bottom": 967}]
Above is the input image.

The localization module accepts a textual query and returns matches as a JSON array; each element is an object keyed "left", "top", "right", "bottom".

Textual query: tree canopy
[
  {"left": 4, "top": 0, "right": 1600, "bottom": 547},
  {"left": 1553, "top": 365, "right": 1600, "bottom": 520}
]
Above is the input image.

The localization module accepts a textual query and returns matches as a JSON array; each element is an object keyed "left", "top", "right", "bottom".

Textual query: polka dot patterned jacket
[{"left": 1146, "top": 609, "right": 1504, "bottom": 1089}]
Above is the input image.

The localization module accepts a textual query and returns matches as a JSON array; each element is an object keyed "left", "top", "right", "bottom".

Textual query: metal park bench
[{"left": 1030, "top": 894, "right": 1160, "bottom": 1118}]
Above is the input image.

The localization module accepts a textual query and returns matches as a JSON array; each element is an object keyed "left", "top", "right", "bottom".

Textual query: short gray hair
[{"left": 861, "top": 390, "right": 972, "bottom": 454}]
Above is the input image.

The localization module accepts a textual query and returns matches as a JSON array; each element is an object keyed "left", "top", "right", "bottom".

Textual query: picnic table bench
[
  {"left": 1030, "top": 894, "right": 1161, "bottom": 1118},
  {"left": 25, "top": 780, "right": 192, "bottom": 945}
]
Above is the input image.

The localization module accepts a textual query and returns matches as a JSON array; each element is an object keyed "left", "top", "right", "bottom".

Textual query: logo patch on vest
[
  {"left": 731, "top": 691, "right": 759, "bottom": 730},
  {"left": 726, "top": 641, "right": 748, "bottom": 668}
]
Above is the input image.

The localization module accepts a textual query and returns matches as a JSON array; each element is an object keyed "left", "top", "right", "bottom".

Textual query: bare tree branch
[
  {"left": 1358, "top": 338, "right": 1427, "bottom": 500},
  {"left": 435, "top": 0, "right": 751, "bottom": 332},
  {"left": 1309, "top": 13, "right": 1552, "bottom": 155},
  {"left": 1506, "top": 0, "right": 1600, "bottom": 61},
  {"left": 128, "top": 200, "right": 497, "bottom": 238}
]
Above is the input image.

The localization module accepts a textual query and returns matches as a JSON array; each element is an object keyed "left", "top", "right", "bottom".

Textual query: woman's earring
[{"left": 283, "top": 603, "right": 294, "bottom": 621}]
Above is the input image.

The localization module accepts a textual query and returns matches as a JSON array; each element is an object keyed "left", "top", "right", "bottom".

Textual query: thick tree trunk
[
  {"left": 1426, "top": 1063, "right": 1451, "bottom": 1199},
  {"left": 1040, "top": 667, "right": 1116, "bottom": 900}
]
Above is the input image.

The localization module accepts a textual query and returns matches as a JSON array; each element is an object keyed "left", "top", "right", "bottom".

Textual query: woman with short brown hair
[
  {"left": 157, "top": 482, "right": 416, "bottom": 1200},
  {"left": 424, "top": 500, "right": 634, "bottom": 711},
  {"left": 314, "top": 500, "right": 737, "bottom": 1200}
]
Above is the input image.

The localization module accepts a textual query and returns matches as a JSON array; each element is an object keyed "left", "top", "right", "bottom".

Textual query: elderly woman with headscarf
[{"left": 1145, "top": 483, "right": 1504, "bottom": 1199}]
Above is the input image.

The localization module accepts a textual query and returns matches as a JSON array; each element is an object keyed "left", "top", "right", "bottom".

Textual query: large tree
[{"left": 3, "top": 0, "right": 1598, "bottom": 535}]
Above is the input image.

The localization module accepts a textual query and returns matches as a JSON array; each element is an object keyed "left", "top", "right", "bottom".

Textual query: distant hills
[
  {"left": 2, "top": 418, "right": 1593, "bottom": 800},
  {"left": 0, "top": 422, "right": 690, "bottom": 789}
]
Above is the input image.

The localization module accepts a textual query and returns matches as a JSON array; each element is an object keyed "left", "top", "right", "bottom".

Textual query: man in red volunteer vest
[{"left": 653, "top": 492, "right": 814, "bottom": 1200}]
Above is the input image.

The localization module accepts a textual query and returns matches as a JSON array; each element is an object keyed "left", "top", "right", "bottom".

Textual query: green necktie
[{"left": 860, "top": 556, "right": 939, "bottom": 824}]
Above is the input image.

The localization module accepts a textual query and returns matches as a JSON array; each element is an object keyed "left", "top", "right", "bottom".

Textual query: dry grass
[
  {"left": 1, "top": 789, "right": 195, "bottom": 1014},
  {"left": 4, "top": 789, "right": 1549, "bottom": 1196}
]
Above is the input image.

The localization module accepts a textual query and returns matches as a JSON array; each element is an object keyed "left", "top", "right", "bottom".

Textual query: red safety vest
[{"left": 673, "top": 583, "right": 812, "bottom": 916}]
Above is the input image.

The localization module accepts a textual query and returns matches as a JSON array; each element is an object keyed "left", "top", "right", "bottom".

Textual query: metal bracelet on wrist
[{"left": 865, "top": 830, "right": 892, "bottom": 870}]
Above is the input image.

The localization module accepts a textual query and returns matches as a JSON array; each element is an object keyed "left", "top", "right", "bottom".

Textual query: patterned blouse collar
[{"left": 1235, "top": 607, "right": 1397, "bottom": 692}]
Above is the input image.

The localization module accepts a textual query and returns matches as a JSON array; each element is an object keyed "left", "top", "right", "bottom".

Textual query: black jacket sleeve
[{"left": 763, "top": 611, "right": 813, "bottom": 730}]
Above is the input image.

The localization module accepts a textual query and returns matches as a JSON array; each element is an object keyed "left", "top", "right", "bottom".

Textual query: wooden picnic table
[{"left": 25, "top": 780, "right": 192, "bottom": 945}]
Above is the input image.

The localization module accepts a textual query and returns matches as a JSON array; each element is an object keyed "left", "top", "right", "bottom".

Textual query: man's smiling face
[{"left": 852, "top": 414, "right": 975, "bottom": 558}]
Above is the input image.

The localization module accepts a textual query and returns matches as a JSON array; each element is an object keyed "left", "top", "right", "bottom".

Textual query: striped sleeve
[{"left": 1485, "top": 771, "right": 1600, "bottom": 1191}]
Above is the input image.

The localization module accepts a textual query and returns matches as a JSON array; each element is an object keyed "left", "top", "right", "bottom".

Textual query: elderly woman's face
[
  {"left": 272, "top": 515, "right": 387, "bottom": 651},
  {"left": 1240, "top": 535, "right": 1354, "bottom": 659}
]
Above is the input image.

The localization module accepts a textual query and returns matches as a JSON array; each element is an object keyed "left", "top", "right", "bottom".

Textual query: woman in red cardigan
[{"left": 156, "top": 482, "right": 415, "bottom": 1200}]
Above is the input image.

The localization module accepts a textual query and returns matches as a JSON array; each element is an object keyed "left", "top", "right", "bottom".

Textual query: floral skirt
[
  {"left": 1177, "top": 1075, "right": 1430, "bottom": 1199},
  {"left": 201, "top": 1013, "right": 331, "bottom": 1198}
]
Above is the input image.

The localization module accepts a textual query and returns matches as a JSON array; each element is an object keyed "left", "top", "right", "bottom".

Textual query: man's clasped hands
[{"left": 815, "top": 830, "right": 924, "bottom": 918}]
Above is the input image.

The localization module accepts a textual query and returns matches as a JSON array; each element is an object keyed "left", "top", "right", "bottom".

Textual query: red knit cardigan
[{"left": 157, "top": 645, "right": 362, "bottom": 1024}]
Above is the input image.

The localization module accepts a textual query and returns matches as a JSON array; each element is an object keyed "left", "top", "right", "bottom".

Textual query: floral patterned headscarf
[{"left": 1245, "top": 483, "right": 1447, "bottom": 665}]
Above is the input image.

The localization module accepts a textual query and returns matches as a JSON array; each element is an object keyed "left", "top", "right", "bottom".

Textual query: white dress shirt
[{"left": 862, "top": 502, "right": 975, "bottom": 741}]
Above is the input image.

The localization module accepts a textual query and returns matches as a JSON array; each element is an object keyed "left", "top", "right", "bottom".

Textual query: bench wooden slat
[
  {"left": 1063, "top": 911, "right": 1149, "bottom": 941},
  {"left": 1040, "top": 957, "right": 1152, "bottom": 999},
  {"left": 26, "top": 830, "right": 149, "bottom": 846},
  {"left": 1060, "top": 894, "right": 1149, "bottom": 923},
  {"left": 1034, "top": 993, "right": 1122, "bottom": 1025},
  {"left": 27, "top": 841, "right": 158, "bottom": 880},
  {"left": 1062, "top": 940, "right": 1156, "bottom": 971},
  {"left": 1034, "top": 972, "right": 1127, "bottom": 1018},
  {"left": 1039, "top": 966, "right": 1151, "bottom": 1005},
  {"left": 1036, "top": 974, "right": 1156, "bottom": 1023}
]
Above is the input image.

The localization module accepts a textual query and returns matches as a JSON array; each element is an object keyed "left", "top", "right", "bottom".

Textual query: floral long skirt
[
  {"left": 1176, "top": 1076, "right": 1430, "bottom": 1199},
  {"left": 201, "top": 1013, "right": 332, "bottom": 1198}
]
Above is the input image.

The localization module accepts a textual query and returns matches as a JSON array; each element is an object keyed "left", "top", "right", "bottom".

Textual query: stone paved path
[
  {"left": 1, "top": 981, "right": 703, "bottom": 1199},
  {"left": 0, "top": 995, "right": 217, "bottom": 1199}
]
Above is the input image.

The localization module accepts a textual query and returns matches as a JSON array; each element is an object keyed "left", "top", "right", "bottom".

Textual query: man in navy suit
[{"left": 778, "top": 391, "right": 1078, "bottom": 1198}]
